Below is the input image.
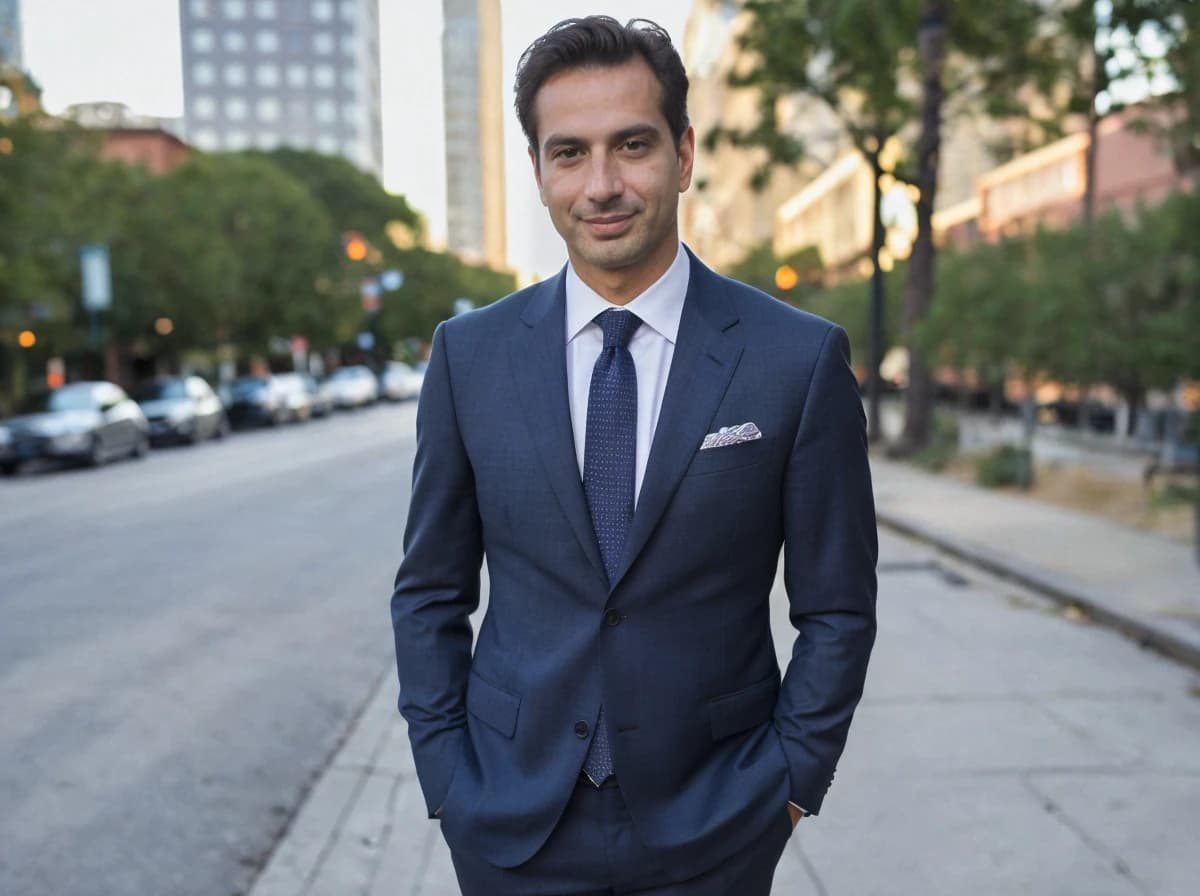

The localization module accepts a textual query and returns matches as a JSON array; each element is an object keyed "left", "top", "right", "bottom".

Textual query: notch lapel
[
  {"left": 610, "top": 253, "right": 744, "bottom": 592},
  {"left": 508, "top": 271, "right": 607, "bottom": 585}
]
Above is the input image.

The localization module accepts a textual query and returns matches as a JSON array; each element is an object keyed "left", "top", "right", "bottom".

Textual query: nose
[{"left": 584, "top": 151, "right": 623, "bottom": 205}]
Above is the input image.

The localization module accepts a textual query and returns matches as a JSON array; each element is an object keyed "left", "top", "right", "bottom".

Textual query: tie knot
[{"left": 595, "top": 309, "right": 641, "bottom": 350}]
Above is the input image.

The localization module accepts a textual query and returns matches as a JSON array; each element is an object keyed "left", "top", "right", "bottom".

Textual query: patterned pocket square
[{"left": 700, "top": 422, "right": 763, "bottom": 450}]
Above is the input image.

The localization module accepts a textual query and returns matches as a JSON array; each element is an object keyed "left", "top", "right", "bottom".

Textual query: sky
[{"left": 21, "top": 1, "right": 693, "bottom": 281}]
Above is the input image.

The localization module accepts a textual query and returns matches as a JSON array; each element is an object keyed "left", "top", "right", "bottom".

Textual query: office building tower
[
  {"left": 179, "top": 0, "right": 382, "bottom": 178},
  {"left": 442, "top": 0, "right": 507, "bottom": 270},
  {"left": 0, "top": 0, "right": 21, "bottom": 70}
]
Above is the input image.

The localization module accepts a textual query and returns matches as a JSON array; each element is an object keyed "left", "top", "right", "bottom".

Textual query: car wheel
[
  {"left": 87, "top": 437, "right": 105, "bottom": 467},
  {"left": 133, "top": 435, "right": 150, "bottom": 459},
  {"left": 215, "top": 416, "right": 230, "bottom": 440},
  {"left": 0, "top": 461, "right": 17, "bottom": 477}
]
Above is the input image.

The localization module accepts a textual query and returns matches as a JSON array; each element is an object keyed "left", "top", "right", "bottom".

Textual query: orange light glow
[
  {"left": 18, "top": 330, "right": 35, "bottom": 348},
  {"left": 774, "top": 265, "right": 800, "bottom": 291}
]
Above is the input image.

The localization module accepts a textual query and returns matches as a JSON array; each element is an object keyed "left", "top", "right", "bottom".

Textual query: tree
[
  {"left": 726, "top": 241, "right": 823, "bottom": 304},
  {"left": 720, "top": 0, "right": 1060, "bottom": 449}
]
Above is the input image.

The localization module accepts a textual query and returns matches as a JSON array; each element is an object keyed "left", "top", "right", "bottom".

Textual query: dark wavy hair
[{"left": 514, "top": 16, "right": 690, "bottom": 156}]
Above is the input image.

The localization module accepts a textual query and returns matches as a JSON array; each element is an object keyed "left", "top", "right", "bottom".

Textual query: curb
[{"left": 876, "top": 509, "right": 1200, "bottom": 672}]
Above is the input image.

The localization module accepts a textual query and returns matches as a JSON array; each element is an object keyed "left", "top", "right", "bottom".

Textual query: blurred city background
[{"left": 0, "top": 1, "right": 1198, "bottom": 895}]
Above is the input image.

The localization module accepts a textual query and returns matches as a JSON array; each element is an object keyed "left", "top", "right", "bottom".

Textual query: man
[{"left": 391, "top": 16, "right": 877, "bottom": 894}]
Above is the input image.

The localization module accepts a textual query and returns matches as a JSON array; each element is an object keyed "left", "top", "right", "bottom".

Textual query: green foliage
[
  {"left": 797, "top": 264, "right": 906, "bottom": 366},
  {"left": 912, "top": 409, "right": 960, "bottom": 471},
  {"left": 0, "top": 122, "right": 515, "bottom": 407},
  {"left": 976, "top": 444, "right": 1033, "bottom": 489},
  {"left": 726, "top": 241, "right": 823, "bottom": 303},
  {"left": 920, "top": 190, "right": 1200, "bottom": 423}
]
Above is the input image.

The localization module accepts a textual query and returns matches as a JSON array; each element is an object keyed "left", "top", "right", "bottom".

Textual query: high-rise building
[
  {"left": 0, "top": 0, "right": 21, "bottom": 70},
  {"left": 178, "top": 0, "right": 382, "bottom": 178},
  {"left": 442, "top": 0, "right": 507, "bottom": 271}
]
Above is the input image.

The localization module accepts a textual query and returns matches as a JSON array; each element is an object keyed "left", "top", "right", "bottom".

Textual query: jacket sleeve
[
  {"left": 390, "top": 321, "right": 483, "bottom": 817},
  {"left": 774, "top": 324, "right": 878, "bottom": 814}
]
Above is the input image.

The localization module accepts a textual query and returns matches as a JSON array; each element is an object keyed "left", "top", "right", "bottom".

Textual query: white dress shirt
[
  {"left": 563, "top": 242, "right": 808, "bottom": 821},
  {"left": 565, "top": 242, "right": 689, "bottom": 506}
]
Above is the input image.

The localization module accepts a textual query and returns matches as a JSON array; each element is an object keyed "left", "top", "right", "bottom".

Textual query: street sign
[
  {"left": 80, "top": 244, "right": 113, "bottom": 311},
  {"left": 380, "top": 269, "right": 405, "bottom": 292}
]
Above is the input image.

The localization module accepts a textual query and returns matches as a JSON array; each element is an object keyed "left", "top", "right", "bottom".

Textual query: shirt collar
[{"left": 564, "top": 242, "right": 689, "bottom": 345}]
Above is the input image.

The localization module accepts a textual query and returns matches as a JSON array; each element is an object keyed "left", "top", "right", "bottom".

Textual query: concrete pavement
[
  {"left": 249, "top": 514, "right": 1200, "bottom": 894},
  {"left": 871, "top": 457, "right": 1200, "bottom": 668}
]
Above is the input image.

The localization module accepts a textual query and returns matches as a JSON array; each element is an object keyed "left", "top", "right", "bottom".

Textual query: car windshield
[
  {"left": 232, "top": 377, "right": 269, "bottom": 396},
  {"left": 133, "top": 380, "right": 186, "bottom": 401},
  {"left": 18, "top": 387, "right": 96, "bottom": 414}
]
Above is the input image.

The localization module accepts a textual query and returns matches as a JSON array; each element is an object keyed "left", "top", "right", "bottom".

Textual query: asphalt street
[{"left": 0, "top": 402, "right": 419, "bottom": 896}]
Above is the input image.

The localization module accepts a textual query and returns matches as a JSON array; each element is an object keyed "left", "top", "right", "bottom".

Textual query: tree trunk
[
  {"left": 1123, "top": 385, "right": 1144, "bottom": 439},
  {"left": 867, "top": 148, "right": 887, "bottom": 444},
  {"left": 901, "top": 0, "right": 947, "bottom": 455}
]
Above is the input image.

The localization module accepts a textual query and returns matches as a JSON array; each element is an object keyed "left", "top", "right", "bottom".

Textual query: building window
[
  {"left": 223, "top": 0, "right": 246, "bottom": 19},
  {"left": 256, "top": 131, "right": 281, "bottom": 150},
  {"left": 224, "top": 63, "right": 246, "bottom": 86},
  {"left": 257, "top": 97, "right": 281, "bottom": 122},
  {"left": 193, "top": 129, "right": 219, "bottom": 150},
  {"left": 341, "top": 68, "right": 357, "bottom": 89},
  {"left": 191, "top": 29, "right": 215, "bottom": 52},
  {"left": 314, "top": 99, "right": 337, "bottom": 124},
  {"left": 255, "top": 63, "right": 280, "bottom": 87},
  {"left": 226, "top": 97, "right": 248, "bottom": 120},
  {"left": 225, "top": 131, "right": 250, "bottom": 150},
  {"left": 190, "top": 0, "right": 213, "bottom": 18},
  {"left": 286, "top": 64, "right": 308, "bottom": 87},
  {"left": 255, "top": 30, "right": 279, "bottom": 52},
  {"left": 193, "top": 96, "right": 216, "bottom": 119},
  {"left": 340, "top": 34, "right": 356, "bottom": 56},
  {"left": 193, "top": 62, "right": 216, "bottom": 86},
  {"left": 340, "top": 1, "right": 357, "bottom": 21},
  {"left": 223, "top": 31, "right": 247, "bottom": 52},
  {"left": 313, "top": 65, "right": 335, "bottom": 88},
  {"left": 253, "top": 0, "right": 276, "bottom": 18},
  {"left": 316, "top": 134, "right": 338, "bottom": 154},
  {"left": 312, "top": 0, "right": 335, "bottom": 21},
  {"left": 313, "top": 32, "right": 334, "bottom": 54}
]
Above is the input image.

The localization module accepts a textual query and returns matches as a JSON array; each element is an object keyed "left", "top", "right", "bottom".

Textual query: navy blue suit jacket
[{"left": 391, "top": 249, "right": 877, "bottom": 874}]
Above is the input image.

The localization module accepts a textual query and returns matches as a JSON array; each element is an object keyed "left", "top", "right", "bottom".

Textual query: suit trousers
[{"left": 448, "top": 774, "right": 794, "bottom": 895}]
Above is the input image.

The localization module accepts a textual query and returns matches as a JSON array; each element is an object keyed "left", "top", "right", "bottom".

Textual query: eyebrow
[{"left": 541, "top": 123, "right": 663, "bottom": 156}]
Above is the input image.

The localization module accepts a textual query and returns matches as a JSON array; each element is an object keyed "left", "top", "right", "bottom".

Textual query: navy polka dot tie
[{"left": 581, "top": 308, "right": 641, "bottom": 786}]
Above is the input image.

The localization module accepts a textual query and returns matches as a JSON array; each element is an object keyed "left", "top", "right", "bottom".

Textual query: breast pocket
[{"left": 684, "top": 436, "right": 773, "bottom": 478}]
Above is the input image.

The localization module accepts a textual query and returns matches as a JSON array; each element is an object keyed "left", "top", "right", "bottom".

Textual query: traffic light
[{"left": 343, "top": 231, "right": 368, "bottom": 261}]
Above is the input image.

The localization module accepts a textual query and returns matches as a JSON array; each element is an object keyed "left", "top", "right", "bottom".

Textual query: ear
[
  {"left": 677, "top": 125, "right": 696, "bottom": 193},
  {"left": 528, "top": 145, "right": 547, "bottom": 207}
]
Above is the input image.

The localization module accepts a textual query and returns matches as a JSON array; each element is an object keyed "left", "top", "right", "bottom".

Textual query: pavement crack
[{"left": 1021, "top": 776, "right": 1154, "bottom": 896}]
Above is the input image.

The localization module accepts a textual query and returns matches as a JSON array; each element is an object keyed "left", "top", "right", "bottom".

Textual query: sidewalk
[
  {"left": 248, "top": 463, "right": 1200, "bottom": 896},
  {"left": 871, "top": 456, "right": 1200, "bottom": 668}
]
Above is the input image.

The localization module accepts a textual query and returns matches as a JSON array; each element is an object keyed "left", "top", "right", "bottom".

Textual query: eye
[
  {"left": 553, "top": 147, "right": 581, "bottom": 161},
  {"left": 623, "top": 140, "right": 648, "bottom": 152}
]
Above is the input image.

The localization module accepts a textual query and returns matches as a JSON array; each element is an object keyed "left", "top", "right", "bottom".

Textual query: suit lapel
[
  {"left": 610, "top": 251, "right": 744, "bottom": 592},
  {"left": 509, "top": 270, "right": 608, "bottom": 585}
]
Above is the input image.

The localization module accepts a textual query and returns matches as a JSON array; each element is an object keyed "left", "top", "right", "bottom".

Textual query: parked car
[
  {"left": 134, "top": 376, "right": 229, "bottom": 445},
  {"left": 325, "top": 365, "right": 379, "bottom": 409},
  {"left": 274, "top": 373, "right": 314, "bottom": 423},
  {"left": 298, "top": 372, "right": 335, "bottom": 418},
  {"left": 0, "top": 381, "right": 149, "bottom": 474},
  {"left": 380, "top": 361, "right": 423, "bottom": 401},
  {"left": 225, "top": 375, "right": 290, "bottom": 428}
]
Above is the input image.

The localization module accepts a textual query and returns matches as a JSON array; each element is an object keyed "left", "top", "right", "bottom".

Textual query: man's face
[{"left": 530, "top": 58, "right": 694, "bottom": 295}]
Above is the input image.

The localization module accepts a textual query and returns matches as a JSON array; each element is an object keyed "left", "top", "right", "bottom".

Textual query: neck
[{"left": 571, "top": 237, "right": 680, "bottom": 305}]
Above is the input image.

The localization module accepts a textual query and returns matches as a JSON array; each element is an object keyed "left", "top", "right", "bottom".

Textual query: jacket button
[
  {"left": 604, "top": 610, "right": 623, "bottom": 627},
  {"left": 574, "top": 721, "right": 589, "bottom": 738}
]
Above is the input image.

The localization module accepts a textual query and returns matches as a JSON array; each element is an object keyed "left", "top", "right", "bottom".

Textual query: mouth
[{"left": 582, "top": 212, "right": 635, "bottom": 238}]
